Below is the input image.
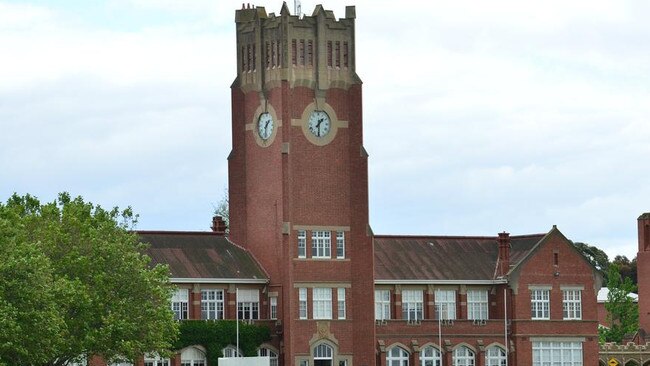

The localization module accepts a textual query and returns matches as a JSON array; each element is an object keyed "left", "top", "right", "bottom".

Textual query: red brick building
[{"left": 89, "top": 4, "right": 606, "bottom": 366}]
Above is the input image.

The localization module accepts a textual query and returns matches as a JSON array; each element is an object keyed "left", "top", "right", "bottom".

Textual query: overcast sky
[{"left": 1, "top": 0, "right": 648, "bottom": 259}]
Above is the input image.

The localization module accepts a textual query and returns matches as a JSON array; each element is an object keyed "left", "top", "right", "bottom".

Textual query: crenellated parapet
[
  {"left": 599, "top": 342, "right": 650, "bottom": 365},
  {"left": 234, "top": 3, "right": 360, "bottom": 93}
]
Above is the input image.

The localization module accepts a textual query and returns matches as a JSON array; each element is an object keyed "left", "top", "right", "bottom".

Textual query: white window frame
[
  {"left": 298, "top": 230, "right": 307, "bottom": 258},
  {"left": 420, "top": 345, "right": 442, "bottom": 366},
  {"left": 435, "top": 289, "right": 456, "bottom": 320},
  {"left": 201, "top": 289, "right": 224, "bottom": 320},
  {"left": 144, "top": 354, "right": 170, "bottom": 366},
  {"left": 223, "top": 346, "right": 242, "bottom": 358},
  {"left": 171, "top": 288, "right": 189, "bottom": 320},
  {"left": 532, "top": 341, "right": 582, "bottom": 366},
  {"left": 531, "top": 289, "right": 550, "bottom": 320},
  {"left": 467, "top": 290, "right": 488, "bottom": 320},
  {"left": 180, "top": 347, "right": 206, "bottom": 366},
  {"left": 299, "top": 287, "right": 308, "bottom": 319},
  {"left": 387, "top": 347, "right": 409, "bottom": 366},
  {"left": 485, "top": 346, "right": 506, "bottom": 366},
  {"left": 337, "top": 288, "right": 346, "bottom": 319},
  {"left": 562, "top": 289, "right": 582, "bottom": 320},
  {"left": 237, "top": 289, "right": 259, "bottom": 320},
  {"left": 402, "top": 290, "right": 423, "bottom": 321},
  {"left": 311, "top": 231, "right": 331, "bottom": 258},
  {"left": 453, "top": 346, "right": 475, "bottom": 366},
  {"left": 375, "top": 289, "right": 391, "bottom": 321},
  {"left": 336, "top": 231, "right": 345, "bottom": 259},
  {"left": 270, "top": 296, "right": 278, "bottom": 320},
  {"left": 314, "top": 343, "right": 333, "bottom": 361},
  {"left": 313, "top": 287, "right": 332, "bottom": 319}
]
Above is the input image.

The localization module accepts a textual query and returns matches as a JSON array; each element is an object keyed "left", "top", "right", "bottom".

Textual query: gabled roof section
[
  {"left": 374, "top": 234, "right": 545, "bottom": 283},
  {"left": 139, "top": 231, "right": 268, "bottom": 282}
]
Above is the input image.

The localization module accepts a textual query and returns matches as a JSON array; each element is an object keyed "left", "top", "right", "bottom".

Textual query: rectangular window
[
  {"left": 311, "top": 231, "right": 331, "bottom": 258},
  {"left": 531, "top": 289, "right": 550, "bottom": 319},
  {"left": 270, "top": 296, "right": 278, "bottom": 319},
  {"left": 467, "top": 289, "right": 488, "bottom": 320},
  {"left": 327, "top": 41, "right": 332, "bottom": 67},
  {"left": 265, "top": 42, "right": 271, "bottom": 69},
  {"left": 298, "top": 230, "right": 307, "bottom": 258},
  {"left": 299, "top": 39, "right": 305, "bottom": 66},
  {"left": 201, "top": 289, "right": 224, "bottom": 320},
  {"left": 563, "top": 289, "right": 582, "bottom": 320},
  {"left": 241, "top": 46, "right": 246, "bottom": 72},
  {"left": 247, "top": 44, "right": 252, "bottom": 72},
  {"left": 402, "top": 290, "right": 423, "bottom": 321},
  {"left": 299, "top": 288, "right": 308, "bottom": 319},
  {"left": 292, "top": 39, "right": 297, "bottom": 66},
  {"left": 271, "top": 41, "right": 277, "bottom": 67},
  {"left": 375, "top": 289, "right": 391, "bottom": 320},
  {"left": 336, "top": 231, "right": 345, "bottom": 259},
  {"left": 307, "top": 40, "right": 313, "bottom": 66},
  {"left": 252, "top": 43, "right": 256, "bottom": 71},
  {"left": 313, "top": 288, "right": 332, "bottom": 319},
  {"left": 171, "top": 289, "right": 189, "bottom": 320},
  {"left": 335, "top": 41, "right": 340, "bottom": 68},
  {"left": 337, "top": 288, "right": 346, "bottom": 319},
  {"left": 343, "top": 41, "right": 348, "bottom": 68},
  {"left": 275, "top": 41, "right": 281, "bottom": 67},
  {"left": 435, "top": 289, "right": 456, "bottom": 320},
  {"left": 237, "top": 289, "right": 259, "bottom": 320},
  {"left": 532, "top": 341, "right": 582, "bottom": 366}
]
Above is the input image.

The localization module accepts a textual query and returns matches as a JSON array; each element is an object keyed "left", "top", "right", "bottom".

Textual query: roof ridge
[
  {"left": 374, "top": 233, "right": 547, "bottom": 240},
  {"left": 136, "top": 230, "right": 222, "bottom": 236}
]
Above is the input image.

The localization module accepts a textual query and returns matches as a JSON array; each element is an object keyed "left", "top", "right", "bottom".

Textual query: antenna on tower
[{"left": 294, "top": 0, "right": 302, "bottom": 18}]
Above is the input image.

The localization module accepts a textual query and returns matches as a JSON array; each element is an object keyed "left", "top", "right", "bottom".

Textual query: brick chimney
[
  {"left": 638, "top": 213, "right": 650, "bottom": 252},
  {"left": 638, "top": 213, "right": 650, "bottom": 333},
  {"left": 497, "top": 232, "right": 511, "bottom": 277},
  {"left": 211, "top": 215, "right": 228, "bottom": 235}
]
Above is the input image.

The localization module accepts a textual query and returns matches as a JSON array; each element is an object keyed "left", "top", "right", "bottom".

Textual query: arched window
[
  {"left": 387, "top": 346, "right": 409, "bottom": 366},
  {"left": 485, "top": 346, "right": 506, "bottom": 366},
  {"left": 453, "top": 346, "right": 475, "bottom": 366},
  {"left": 314, "top": 343, "right": 334, "bottom": 366},
  {"left": 258, "top": 347, "right": 279, "bottom": 366},
  {"left": 223, "top": 345, "right": 242, "bottom": 358},
  {"left": 420, "top": 346, "right": 441, "bottom": 366},
  {"left": 181, "top": 346, "right": 206, "bottom": 366},
  {"left": 144, "top": 354, "right": 170, "bottom": 366}
]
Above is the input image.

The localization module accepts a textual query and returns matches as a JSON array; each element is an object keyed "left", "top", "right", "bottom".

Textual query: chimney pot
[
  {"left": 497, "top": 232, "right": 511, "bottom": 277},
  {"left": 211, "top": 215, "right": 228, "bottom": 235}
]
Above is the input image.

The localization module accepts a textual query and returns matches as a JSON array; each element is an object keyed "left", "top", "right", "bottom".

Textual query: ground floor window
[
  {"left": 258, "top": 347, "right": 278, "bottom": 366},
  {"left": 485, "top": 346, "right": 506, "bottom": 366},
  {"left": 532, "top": 341, "right": 582, "bottom": 366},
  {"left": 223, "top": 346, "right": 242, "bottom": 358},
  {"left": 387, "top": 346, "right": 409, "bottom": 366},
  {"left": 144, "top": 354, "right": 170, "bottom": 366},
  {"left": 181, "top": 346, "right": 206, "bottom": 366},
  {"left": 453, "top": 346, "right": 475, "bottom": 366},
  {"left": 420, "top": 345, "right": 441, "bottom": 366},
  {"left": 314, "top": 343, "right": 333, "bottom": 366}
]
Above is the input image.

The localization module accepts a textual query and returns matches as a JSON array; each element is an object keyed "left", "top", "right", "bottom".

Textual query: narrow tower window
[
  {"left": 327, "top": 41, "right": 333, "bottom": 67},
  {"left": 307, "top": 40, "right": 313, "bottom": 66},
  {"left": 299, "top": 39, "right": 305, "bottom": 66},
  {"left": 292, "top": 39, "right": 297, "bottom": 66},
  {"left": 343, "top": 41, "right": 349, "bottom": 68},
  {"left": 265, "top": 42, "right": 271, "bottom": 69},
  {"left": 335, "top": 41, "right": 340, "bottom": 68}
]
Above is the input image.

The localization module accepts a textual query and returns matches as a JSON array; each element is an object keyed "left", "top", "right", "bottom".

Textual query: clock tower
[{"left": 228, "top": 3, "right": 375, "bottom": 366}]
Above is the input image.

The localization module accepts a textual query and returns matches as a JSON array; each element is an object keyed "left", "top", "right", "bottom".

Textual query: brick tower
[
  {"left": 637, "top": 213, "right": 650, "bottom": 333},
  {"left": 228, "top": 4, "right": 375, "bottom": 366}
]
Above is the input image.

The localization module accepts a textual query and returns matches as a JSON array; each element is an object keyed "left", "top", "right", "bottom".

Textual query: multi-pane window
[
  {"left": 420, "top": 346, "right": 442, "bottom": 366},
  {"left": 402, "top": 290, "right": 423, "bottom": 321},
  {"left": 299, "top": 288, "right": 308, "bottom": 319},
  {"left": 144, "top": 355, "right": 170, "bottom": 366},
  {"left": 258, "top": 348, "right": 279, "bottom": 366},
  {"left": 313, "top": 288, "right": 332, "bottom": 319},
  {"left": 299, "top": 40, "right": 305, "bottom": 66},
  {"left": 532, "top": 341, "right": 582, "bottom": 366},
  {"left": 375, "top": 289, "right": 391, "bottom": 320},
  {"left": 435, "top": 289, "right": 456, "bottom": 320},
  {"left": 314, "top": 344, "right": 333, "bottom": 362},
  {"left": 312, "top": 231, "right": 331, "bottom": 258},
  {"left": 292, "top": 39, "right": 297, "bottom": 66},
  {"left": 336, "top": 231, "right": 345, "bottom": 259},
  {"left": 337, "top": 288, "right": 346, "bottom": 319},
  {"left": 201, "top": 289, "right": 224, "bottom": 320},
  {"left": 335, "top": 41, "right": 341, "bottom": 68},
  {"left": 387, "top": 347, "right": 409, "bottom": 366},
  {"left": 531, "top": 289, "right": 550, "bottom": 319},
  {"left": 171, "top": 289, "right": 189, "bottom": 320},
  {"left": 327, "top": 41, "right": 333, "bottom": 67},
  {"left": 298, "top": 230, "right": 307, "bottom": 258},
  {"left": 343, "top": 41, "right": 349, "bottom": 68},
  {"left": 563, "top": 289, "right": 582, "bottom": 320},
  {"left": 223, "top": 346, "right": 242, "bottom": 358},
  {"left": 453, "top": 346, "right": 475, "bottom": 366},
  {"left": 265, "top": 42, "right": 271, "bottom": 68},
  {"left": 270, "top": 297, "right": 278, "bottom": 319},
  {"left": 307, "top": 40, "right": 313, "bottom": 66},
  {"left": 237, "top": 289, "right": 259, "bottom": 320},
  {"left": 485, "top": 346, "right": 506, "bottom": 366},
  {"left": 180, "top": 347, "right": 206, "bottom": 366},
  {"left": 467, "top": 290, "right": 488, "bottom": 320}
]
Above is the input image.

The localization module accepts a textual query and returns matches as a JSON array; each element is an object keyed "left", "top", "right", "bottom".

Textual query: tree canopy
[
  {"left": 599, "top": 264, "right": 639, "bottom": 343},
  {"left": 0, "top": 193, "right": 178, "bottom": 366}
]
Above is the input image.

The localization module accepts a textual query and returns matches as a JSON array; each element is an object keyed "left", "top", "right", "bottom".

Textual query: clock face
[
  {"left": 257, "top": 112, "right": 274, "bottom": 140},
  {"left": 308, "top": 110, "right": 331, "bottom": 138}
]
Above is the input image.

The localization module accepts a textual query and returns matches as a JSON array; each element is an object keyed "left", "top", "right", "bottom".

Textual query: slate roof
[
  {"left": 374, "top": 234, "right": 545, "bottom": 282},
  {"left": 138, "top": 231, "right": 268, "bottom": 281}
]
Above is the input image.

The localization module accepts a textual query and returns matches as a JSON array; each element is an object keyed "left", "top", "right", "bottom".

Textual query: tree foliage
[
  {"left": 573, "top": 241, "right": 610, "bottom": 278},
  {"left": 0, "top": 193, "right": 179, "bottom": 366},
  {"left": 612, "top": 255, "right": 637, "bottom": 287},
  {"left": 599, "top": 264, "right": 638, "bottom": 343},
  {"left": 213, "top": 188, "right": 229, "bottom": 232}
]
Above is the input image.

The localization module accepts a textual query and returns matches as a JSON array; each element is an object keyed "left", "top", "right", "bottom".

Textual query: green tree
[
  {"left": 612, "top": 255, "right": 638, "bottom": 287},
  {"left": 573, "top": 241, "right": 610, "bottom": 279},
  {"left": 599, "top": 264, "right": 639, "bottom": 343},
  {"left": 0, "top": 193, "right": 179, "bottom": 366},
  {"left": 213, "top": 188, "right": 229, "bottom": 231}
]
